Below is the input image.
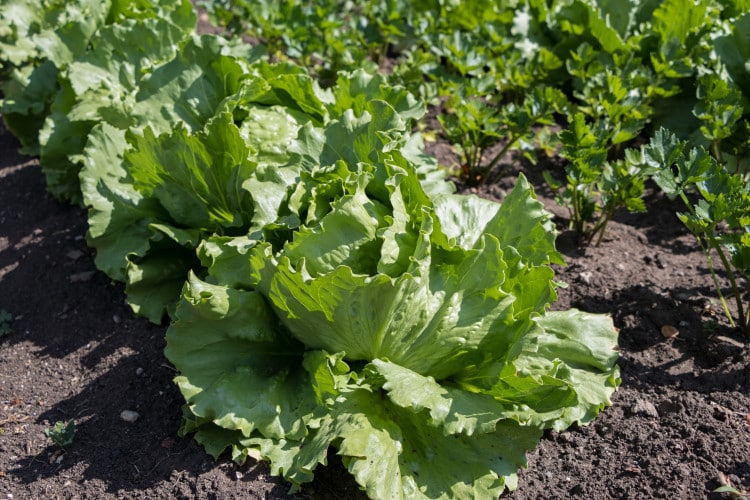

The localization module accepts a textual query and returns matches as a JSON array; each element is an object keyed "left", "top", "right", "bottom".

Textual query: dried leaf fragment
[{"left": 661, "top": 325, "right": 679, "bottom": 338}]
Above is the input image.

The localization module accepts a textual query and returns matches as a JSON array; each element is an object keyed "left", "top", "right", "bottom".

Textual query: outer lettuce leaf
[
  {"left": 326, "top": 69, "right": 425, "bottom": 123},
  {"left": 432, "top": 174, "right": 563, "bottom": 264},
  {"left": 371, "top": 359, "right": 514, "bottom": 436},
  {"left": 288, "top": 388, "right": 539, "bottom": 500},
  {"left": 714, "top": 12, "right": 750, "bottom": 102},
  {"left": 125, "top": 240, "right": 199, "bottom": 321},
  {"left": 0, "top": 0, "right": 111, "bottom": 70},
  {"left": 457, "top": 309, "right": 620, "bottom": 430},
  {"left": 80, "top": 122, "right": 163, "bottom": 281},
  {"left": 292, "top": 102, "right": 407, "bottom": 171},
  {"left": 125, "top": 113, "right": 255, "bottom": 232},
  {"left": 106, "top": 0, "right": 196, "bottom": 25},
  {"left": 130, "top": 34, "right": 250, "bottom": 131},
  {"left": 1, "top": 62, "right": 58, "bottom": 155},
  {"left": 165, "top": 274, "right": 315, "bottom": 441},
  {"left": 82, "top": 111, "right": 259, "bottom": 322},
  {"left": 400, "top": 133, "right": 455, "bottom": 196},
  {"left": 245, "top": 61, "right": 329, "bottom": 123},
  {"left": 519, "top": 310, "right": 621, "bottom": 427}
]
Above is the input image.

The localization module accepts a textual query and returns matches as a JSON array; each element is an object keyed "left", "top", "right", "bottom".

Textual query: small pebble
[
  {"left": 69, "top": 271, "right": 95, "bottom": 283},
  {"left": 120, "top": 410, "right": 140, "bottom": 423},
  {"left": 631, "top": 399, "right": 659, "bottom": 419},
  {"left": 136, "top": 367, "right": 144, "bottom": 376},
  {"left": 578, "top": 271, "right": 593, "bottom": 285},
  {"left": 661, "top": 325, "right": 679, "bottom": 338},
  {"left": 66, "top": 250, "right": 84, "bottom": 260}
]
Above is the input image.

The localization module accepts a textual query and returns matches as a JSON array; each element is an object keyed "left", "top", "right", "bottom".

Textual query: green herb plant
[
  {"left": 544, "top": 113, "right": 650, "bottom": 246},
  {"left": 440, "top": 84, "right": 568, "bottom": 186},
  {"left": 647, "top": 129, "right": 750, "bottom": 335}
]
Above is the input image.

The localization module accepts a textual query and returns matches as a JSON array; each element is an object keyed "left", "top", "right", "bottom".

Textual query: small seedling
[
  {"left": 0, "top": 309, "right": 12, "bottom": 337},
  {"left": 44, "top": 420, "right": 76, "bottom": 448},
  {"left": 714, "top": 483, "right": 748, "bottom": 498}
]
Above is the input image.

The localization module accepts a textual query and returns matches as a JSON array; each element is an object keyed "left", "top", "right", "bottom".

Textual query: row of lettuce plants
[
  {"left": 200, "top": 0, "right": 750, "bottom": 334},
  {"left": 0, "top": 0, "right": 630, "bottom": 498}
]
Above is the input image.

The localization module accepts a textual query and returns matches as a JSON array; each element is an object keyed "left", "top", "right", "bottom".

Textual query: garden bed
[{"left": 1, "top": 116, "right": 748, "bottom": 498}]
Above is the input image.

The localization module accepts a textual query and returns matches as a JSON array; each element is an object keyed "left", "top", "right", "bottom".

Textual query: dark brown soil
[{"left": 1, "top": 62, "right": 749, "bottom": 500}]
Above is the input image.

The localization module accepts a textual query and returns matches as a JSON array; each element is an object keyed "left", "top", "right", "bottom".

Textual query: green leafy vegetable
[
  {"left": 0, "top": 2, "right": 627, "bottom": 497},
  {"left": 168, "top": 161, "right": 619, "bottom": 497},
  {"left": 0, "top": 0, "right": 113, "bottom": 153},
  {"left": 647, "top": 129, "right": 750, "bottom": 334}
]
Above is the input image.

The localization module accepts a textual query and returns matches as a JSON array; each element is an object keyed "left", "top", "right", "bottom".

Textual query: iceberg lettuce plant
[{"left": 166, "top": 157, "right": 620, "bottom": 498}]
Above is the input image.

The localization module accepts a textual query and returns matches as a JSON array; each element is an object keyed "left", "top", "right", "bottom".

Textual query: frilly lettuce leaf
[
  {"left": 326, "top": 69, "right": 425, "bottom": 123},
  {"left": 457, "top": 309, "right": 620, "bottom": 430},
  {"left": 125, "top": 113, "right": 255, "bottom": 232},
  {"left": 232, "top": 168, "right": 556, "bottom": 379},
  {"left": 81, "top": 111, "right": 262, "bottom": 322},
  {"left": 0, "top": 0, "right": 112, "bottom": 71},
  {"left": 81, "top": 61, "right": 441, "bottom": 323}
]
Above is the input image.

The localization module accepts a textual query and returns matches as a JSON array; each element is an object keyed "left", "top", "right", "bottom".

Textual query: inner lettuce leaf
[{"left": 240, "top": 168, "right": 558, "bottom": 379}]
